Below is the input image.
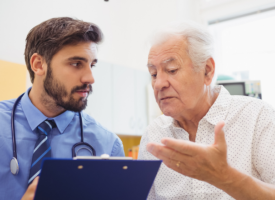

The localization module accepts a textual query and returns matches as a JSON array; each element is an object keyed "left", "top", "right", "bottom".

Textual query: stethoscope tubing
[
  {"left": 10, "top": 92, "right": 96, "bottom": 175},
  {"left": 11, "top": 93, "right": 24, "bottom": 159}
]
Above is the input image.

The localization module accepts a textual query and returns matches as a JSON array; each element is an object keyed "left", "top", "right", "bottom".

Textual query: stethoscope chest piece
[{"left": 10, "top": 157, "right": 19, "bottom": 175}]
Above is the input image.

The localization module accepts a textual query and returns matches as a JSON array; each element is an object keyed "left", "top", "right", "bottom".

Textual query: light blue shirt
[{"left": 0, "top": 88, "right": 124, "bottom": 200}]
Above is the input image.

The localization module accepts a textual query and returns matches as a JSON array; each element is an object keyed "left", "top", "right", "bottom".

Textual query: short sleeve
[
  {"left": 253, "top": 104, "right": 275, "bottom": 184},
  {"left": 111, "top": 137, "right": 125, "bottom": 157}
]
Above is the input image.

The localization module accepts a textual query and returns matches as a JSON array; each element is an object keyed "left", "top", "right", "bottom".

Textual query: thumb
[
  {"left": 28, "top": 176, "right": 39, "bottom": 191},
  {"left": 214, "top": 121, "right": 226, "bottom": 148},
  {"left": 32, "top": 176, "right": 39, "bottom": 185}
]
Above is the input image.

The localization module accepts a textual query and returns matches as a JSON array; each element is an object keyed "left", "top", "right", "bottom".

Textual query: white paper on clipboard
[{"left": 73, "top": 154, "right": 133, "bottom": 160}]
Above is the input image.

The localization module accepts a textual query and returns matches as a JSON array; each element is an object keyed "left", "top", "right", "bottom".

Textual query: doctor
[{"left": 0, "top": 17, "right": 124, "bottom": 200}]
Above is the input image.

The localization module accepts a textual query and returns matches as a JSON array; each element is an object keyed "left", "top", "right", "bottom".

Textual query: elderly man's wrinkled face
[{"left": 148, "top": 36, "right": 207, "bottom": 119}]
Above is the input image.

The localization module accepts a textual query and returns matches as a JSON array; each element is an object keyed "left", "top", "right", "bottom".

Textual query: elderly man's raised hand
[{"left": 147, "top": 121, "right": 232, "bottom": 187}]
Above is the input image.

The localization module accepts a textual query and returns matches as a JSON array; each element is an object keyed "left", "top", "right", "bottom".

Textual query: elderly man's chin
[
  {"left": 158, "top": 97, "right": 175, "bottom": 113},
  {"left": 159, "top": 104, "right": 179, "bottom": 117}
]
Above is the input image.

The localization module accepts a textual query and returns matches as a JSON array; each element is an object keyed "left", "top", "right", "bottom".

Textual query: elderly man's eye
[
  {"left": 151, "top": 74, "right": 157, "bottom": 78},
  {"left": 169, "top": 69, "right": 177, "bottom": 74}
]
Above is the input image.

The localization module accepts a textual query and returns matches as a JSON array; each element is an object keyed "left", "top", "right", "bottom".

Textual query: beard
[{"left": 43, "top": 65, "right": 92, "bottom": 112}]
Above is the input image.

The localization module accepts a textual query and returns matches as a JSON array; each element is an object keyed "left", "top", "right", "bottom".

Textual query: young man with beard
[{"left": 0, "top": 17, "right": 124, "bottom": 200}]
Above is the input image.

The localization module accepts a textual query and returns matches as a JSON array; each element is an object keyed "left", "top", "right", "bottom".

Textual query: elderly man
[{"left": 138, "top": 21, "right": 275, "bottom": 199}]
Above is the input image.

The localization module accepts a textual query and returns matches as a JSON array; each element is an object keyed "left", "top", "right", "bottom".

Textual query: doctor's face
[{"left": 43, "top": 41, "right": 97, "bottom": 112}]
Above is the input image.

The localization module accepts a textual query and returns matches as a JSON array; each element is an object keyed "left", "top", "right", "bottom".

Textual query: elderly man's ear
[{"left": 204, "top": 58, "right": 215, "bottom": 86}]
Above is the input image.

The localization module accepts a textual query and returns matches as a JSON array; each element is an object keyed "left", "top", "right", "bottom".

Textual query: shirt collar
[
  {"left": 21, "top": 87, "right": 75, "bottom": 133},
  {"left": 170, "top": 85, "right": 231, "bottom": 128},
  {"left": 201, "top": 85, "right": 231, "bottom": 126}
]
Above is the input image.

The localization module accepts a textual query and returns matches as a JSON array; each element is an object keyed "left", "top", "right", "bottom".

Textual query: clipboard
[{"left": 34, "top": 158, "right": 162, "bottom": 200}]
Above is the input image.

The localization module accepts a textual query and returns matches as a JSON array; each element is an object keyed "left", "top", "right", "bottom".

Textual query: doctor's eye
[
  {"left": 71, "top": 62, "right": 81, "bottom": 67},
  {"left": 151, "top": 74, "right": 157, "bottom": 78}
]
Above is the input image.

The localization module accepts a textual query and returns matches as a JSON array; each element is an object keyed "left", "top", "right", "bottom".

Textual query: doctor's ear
[
  {"left": 30, "top": 53, "right": 47, "bottom": 77},
  {"left": 204, "top": 58, "right": 215, "bottom": 86}
]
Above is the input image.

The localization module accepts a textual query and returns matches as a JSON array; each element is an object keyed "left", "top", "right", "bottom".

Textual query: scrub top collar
[{"left": 21, "top": 87, "right": 75, "bottom": 134}]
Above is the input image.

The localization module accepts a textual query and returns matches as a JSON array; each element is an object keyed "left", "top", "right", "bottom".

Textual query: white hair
[{"left": 150, "top": 21, "right": 214, "bottom": 71}]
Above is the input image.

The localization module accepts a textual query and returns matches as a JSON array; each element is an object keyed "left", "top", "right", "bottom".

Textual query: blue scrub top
[{"left": 0, "top": 88, "right": 124, "bottom": 200}]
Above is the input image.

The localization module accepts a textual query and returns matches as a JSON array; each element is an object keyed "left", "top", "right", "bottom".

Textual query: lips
[
  {"left": 160, "top": 96, "right": 173, "bottom": 100},
  {"left": 160, "top": 97, "right": 174, "bottom": 102},
  {"left": 76, "top": 90, "right": 89, "bottom": 98},
  {"left": 77, "top": 90, "right": 89, "bottom": 93}
]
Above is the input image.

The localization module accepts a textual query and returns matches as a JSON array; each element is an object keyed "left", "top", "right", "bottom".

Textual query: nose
[
  {"left": 81, "top": 65, "right": 95, "bottom": 85},
  {"left": 153, "top": 71, "right": 169, "bottom": 92}
]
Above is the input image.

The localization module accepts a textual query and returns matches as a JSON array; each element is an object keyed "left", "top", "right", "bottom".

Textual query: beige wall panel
[{"left": 0, "top": 60, "right": 27, "bottom": 101}]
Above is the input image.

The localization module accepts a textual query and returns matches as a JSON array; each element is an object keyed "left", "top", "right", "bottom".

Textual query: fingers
[
  {"left": 32, "top": 177, "right": 39, "bottom": 185},
  {"left": 162, "top": 158, "right": 186, "bottom": 174},
  {"left": 21, "top": 177, "right": 39, "bottom": 200},
  {"left": 214, "top": 121, "right": 226, "bottom": 148},
  {"left": 160, "top": 138, "right": 200, "bottom": 156},
  {"left": 29, "top": 177, "right": 39, "bottom": 192},
  {"left": 146, "top": 143, "right": 190, "bottom": 175},
  {"left": 146, "top": 142, "right": 192, "bottom": 162}
]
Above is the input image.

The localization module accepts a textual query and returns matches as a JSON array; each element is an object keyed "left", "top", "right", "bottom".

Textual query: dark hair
[{"left": 24, "top": 17, "right": 103, "bottom": 83}]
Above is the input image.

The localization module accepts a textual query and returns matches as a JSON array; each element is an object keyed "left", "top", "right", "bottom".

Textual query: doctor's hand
[
  {"left": 146, "top": 121, "right": 232, "bottom": 187},
  {"left": 21, "top": 177, "right": 39, "bottom": 200}
]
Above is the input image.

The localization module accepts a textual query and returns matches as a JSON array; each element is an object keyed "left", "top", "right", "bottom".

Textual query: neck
[
  {"left": 176, "top": 86, "right": 219, "bottom": 141},
  {"left": 29, "top": 84, "right": 66, "bottom": 118}
]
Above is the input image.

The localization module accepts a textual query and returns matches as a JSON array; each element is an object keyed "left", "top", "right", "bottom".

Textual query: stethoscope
[{"left": 10, "top": 93, "right": 96, "bottom": 175}]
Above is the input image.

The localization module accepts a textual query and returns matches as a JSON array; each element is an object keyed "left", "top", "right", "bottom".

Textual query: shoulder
[
  {"left": 216, "top": 86, "right": 270, "bottom": 117},
  {"left": 0, "top": 98, "right": 16, "bottom": 121},
  {"left": 226, "top": 95, "right": 273, "bottom": 116},
  {"left": 81, "top": 112, "right": 124, "bottom": 156},
  {"left": 0, "top": 98, "right": 16, "bottom": 112},
  {"left": 226, "top": 95, "right": 275, "bottom": 134},
  {"left": 81, "top": 111, "right": 121, "bottom": 141},
  {"left": 0, "top": 99, "right": 17, "bottom": 135},
  {"left": 230, "top": 95, "right": 266, "bottom": 107},
  {"left": 81, "top": 111, "right": 113, "bottom": 133}
]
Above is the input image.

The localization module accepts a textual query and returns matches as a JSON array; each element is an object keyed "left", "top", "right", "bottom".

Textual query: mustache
[{"left": 71, "top": 84, "right": 92, "bottom": 94}]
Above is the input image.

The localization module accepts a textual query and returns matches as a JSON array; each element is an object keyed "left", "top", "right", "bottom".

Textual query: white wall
[
  {"left": 0, "top": 0, "right": 183, "bottom": 72},
  {"left": 2, "top": 0, "right": 275, "bottom": 71},
  {"left": 0, "top": 0, "right": 201, "bottom": 128},
  {"left": 200, "top": 0, "right": 275, "bottom": 24},
  {"left": 3, "top": 0, "right": 275, "bottom": 96}
]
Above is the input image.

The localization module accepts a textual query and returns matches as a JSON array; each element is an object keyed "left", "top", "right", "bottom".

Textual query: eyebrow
[
  {"left": 67, "top": 56, "right": 98, "bottom": 64},
  {"left": 161, "top": 57, "right": 175, "bottom": 65},
  {"left": 147, "top": 57, "right": 176, "bottom": 68},
  {"left": 147, "top": 63, "right": 154, "bottom": 68}
]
